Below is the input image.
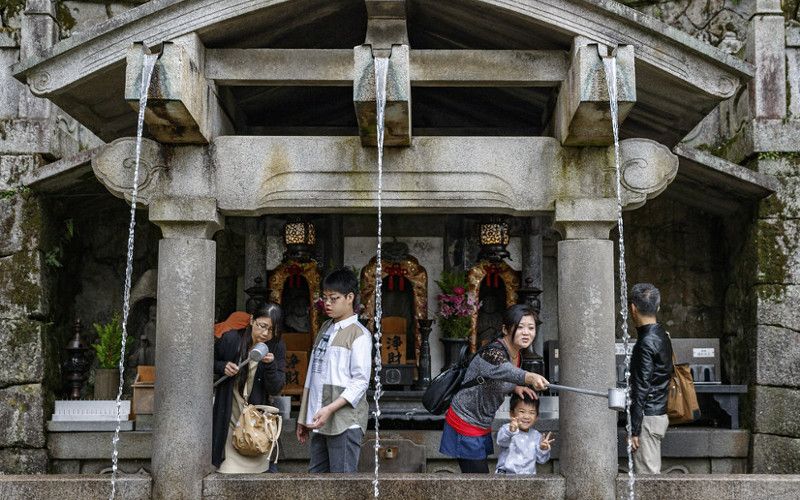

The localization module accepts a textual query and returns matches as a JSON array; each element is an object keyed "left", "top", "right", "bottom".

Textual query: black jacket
[
  {"left": 212, "top": 328, "right": 286, "bottom": 467},
  {"left": 629, "top": 323, "right": 673, "bottom": 436}
]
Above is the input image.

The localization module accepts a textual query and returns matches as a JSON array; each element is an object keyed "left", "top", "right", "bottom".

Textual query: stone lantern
[{"left": 62, "top": 319, "right": 90, "bottom": 399}]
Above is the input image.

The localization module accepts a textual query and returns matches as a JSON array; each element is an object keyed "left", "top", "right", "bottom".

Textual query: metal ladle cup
[
  {"left": 547, "top": 384, "right": 626, "bottom": 412},
  {"left": 213, "top": 342, "right": 270, "bottom": 387}
]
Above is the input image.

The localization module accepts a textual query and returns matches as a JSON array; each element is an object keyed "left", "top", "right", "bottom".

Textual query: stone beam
[
  {"left": 204, "top": 49, "right": 568, "bottom": 87},
  {"left": 88, "top": 135, "right": 677, "bottom": 215},
  {"left": 205, "top": 49, "right": 354, "bottom": 86},
  {"left": 410, "top": 50, "right": 568, "bottom": 87},
  {"left": 353, "top": 44, "right": 411, "bottom": 146},
  {"left": 209, "top": 136, "right": 677, "bottom": 214},
  {"left": 551, "top": 38, "right": 636, "bottom": 146},
  {"left": 125, "top": 34, "right": 232, "bottom": 144}
]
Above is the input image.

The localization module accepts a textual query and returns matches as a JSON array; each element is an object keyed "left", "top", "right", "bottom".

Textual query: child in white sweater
[{"left": 495, "top": 394, "right": 554, "bottom": 474}]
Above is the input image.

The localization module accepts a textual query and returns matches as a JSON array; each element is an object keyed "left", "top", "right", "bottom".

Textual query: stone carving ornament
[
  {"left": 92, "top": 137, "right": 166, "bottom": 205},
  {"left": 618, "top": 138, "right": 679, "bottom": 209}
]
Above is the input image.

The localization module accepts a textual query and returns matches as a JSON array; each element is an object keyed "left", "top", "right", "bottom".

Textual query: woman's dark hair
[
  {"left": 237, "top": 302, "right": 283, "bottom": 395},
  {"left": 509, "top": 393, "right": 540, "bottom": 414},
  {"left": 252, "top": 302, "right": 283, "bottom": 344},
  {"left": 501, "top": 303, "right": 539, "bottom": 342},
  {"left": 322, "top": 267, "right": 360, "bottom": 304}
]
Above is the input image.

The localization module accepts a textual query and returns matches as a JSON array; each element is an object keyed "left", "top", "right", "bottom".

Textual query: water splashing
[
  {"left": 109, "top": 51, "right": 158, "bottom": 500},
  {"left": 602, "top": 54, "right": 635, "bottom": 500},
  {"left": 372, "top": 56, "right": 389, "bottom": 499}
]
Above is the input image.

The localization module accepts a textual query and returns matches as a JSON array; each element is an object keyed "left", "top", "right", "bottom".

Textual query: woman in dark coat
[{"left": 212, "top": 302, "right": 286, "bottom": 471}]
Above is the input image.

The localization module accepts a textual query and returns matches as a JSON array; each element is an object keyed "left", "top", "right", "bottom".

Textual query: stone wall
[
  {"left": 622, "top": 195, "right": 726, "bottom": 340},
  {"left": 748, "top": 155, "right": 800, "bottom": 472},
  {"left": 0, "top": 155, "right": 54, "bottom": 473},
  {"left": 0, "top": 0, "right": 142, "bottom": 472}
]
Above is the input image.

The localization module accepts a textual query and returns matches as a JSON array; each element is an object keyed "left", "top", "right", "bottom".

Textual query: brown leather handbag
[{"left": 666, "top": 334, "right": 701, "bottom": 425}]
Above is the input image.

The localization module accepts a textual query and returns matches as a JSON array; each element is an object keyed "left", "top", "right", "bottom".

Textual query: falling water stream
[
  {"left": 602, "top": 54, "right": 636, "bottom": 500},
  {"left": 109, "top": 51, "right": 158, "bottom": 500},
  {"left": 372, "top": 56, "right": 389, "bottom": 499}
]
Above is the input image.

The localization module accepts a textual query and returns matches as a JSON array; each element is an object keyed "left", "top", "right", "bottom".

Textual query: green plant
[
  {"left": 435, "top": 270, "right": 479, "bottom": 339},
  {"left": 92, "top": 314, "right": 132, "bottom": 369}
]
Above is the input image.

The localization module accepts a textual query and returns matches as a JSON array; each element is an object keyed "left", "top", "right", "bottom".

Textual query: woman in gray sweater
[{"left": 439, "top": 304, "right": 549, "bottom": 473}]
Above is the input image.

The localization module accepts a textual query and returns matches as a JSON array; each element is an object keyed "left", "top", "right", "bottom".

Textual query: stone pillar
[
  {"left": 519, "top": 217, "right": 545, "bottom": 369},
  {"left": 555, "top": 199, "right": 617, "bottom": 500},
  {"left": 746, "top": 0, "right": 786, "bottom": 120},
  {"left": 244, "top": 217, "right": 267, "bottom": 294},
  {"left": 150, "top": 197, "right": 223, "bottom": 500}
]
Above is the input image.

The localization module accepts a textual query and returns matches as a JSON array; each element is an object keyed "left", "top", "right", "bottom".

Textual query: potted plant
[
  {"left": 435, "top": 270, "right": 480, "bottom": 368},
  {"left": 91, "top": 314, "right": 133, "bottom": 400}
]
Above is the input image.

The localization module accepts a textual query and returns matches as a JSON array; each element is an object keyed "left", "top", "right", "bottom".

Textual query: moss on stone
[
  {"left": 0, "top": 194, "right": 42, "bottom": 315},
  {"left": 755, "top": 219, "right": 792, "bottom": 284},
  {"left": 4, "top": 319, "right": 38, "bottom": 350}
]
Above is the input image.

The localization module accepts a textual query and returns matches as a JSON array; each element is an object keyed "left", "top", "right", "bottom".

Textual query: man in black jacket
[{"left": 629, "top": 283, "right": 673, "bottom": 474}]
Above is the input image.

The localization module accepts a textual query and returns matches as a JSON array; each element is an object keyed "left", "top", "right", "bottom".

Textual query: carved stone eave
[
  {"left": 91, "top": 137, "right": 166, "bottom": 206},
  {"left": 12, "top": 0, "right": 752, "bottom": 146}
]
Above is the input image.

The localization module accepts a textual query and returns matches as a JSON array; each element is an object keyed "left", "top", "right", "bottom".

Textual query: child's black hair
[
  {"left": 509, "top": 393, "right": 540, "bottom": 414},
  {"left": 322, "top": 267, "right": 360, "bottom": 302}
]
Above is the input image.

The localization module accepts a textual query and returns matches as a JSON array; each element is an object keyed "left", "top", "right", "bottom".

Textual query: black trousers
[{"left": 458, "top": 458, "right": 489, "bottom": 473}]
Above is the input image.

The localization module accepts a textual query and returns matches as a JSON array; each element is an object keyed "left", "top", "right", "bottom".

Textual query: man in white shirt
[{"left": 297, "top": 268, "right": 372, "bottom": 472}]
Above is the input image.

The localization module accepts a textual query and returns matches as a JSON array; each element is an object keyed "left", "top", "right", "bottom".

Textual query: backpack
[
  {"left": 665, "top": 333, "right": 701, "bottom": 425},
  {"left": 422, "top": 343, "right": 487, "bottom": 415}
]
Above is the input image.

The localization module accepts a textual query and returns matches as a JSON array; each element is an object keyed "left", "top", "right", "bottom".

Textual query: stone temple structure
[{"left": 1, "top": 0, "right": 799, "bottom": 499}]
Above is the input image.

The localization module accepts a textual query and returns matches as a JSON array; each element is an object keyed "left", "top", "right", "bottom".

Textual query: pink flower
[{"left": 453, "top": 287, "right": 465, "bottom": 296}]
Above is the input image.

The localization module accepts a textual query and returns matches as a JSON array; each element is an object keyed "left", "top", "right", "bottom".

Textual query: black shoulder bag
[{"left": 422, "top": 343, "right": 489, "bottom": 415}]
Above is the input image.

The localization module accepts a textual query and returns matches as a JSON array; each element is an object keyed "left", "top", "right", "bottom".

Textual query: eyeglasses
[
  {"left": 253, "top": 321, "right": 272, "bottom": 331},
  {"left": 320, "top": 294, "right": 343, "bottom": 305}
]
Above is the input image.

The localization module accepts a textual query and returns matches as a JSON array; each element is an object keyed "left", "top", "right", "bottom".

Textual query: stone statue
[{"left": 129, "top": 303, "right": 157, "bottom": 367}]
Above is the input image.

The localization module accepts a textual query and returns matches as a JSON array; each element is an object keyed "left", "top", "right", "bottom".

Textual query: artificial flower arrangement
[{"left": 435, "top": 270, "right": 480, "bottom": 339}]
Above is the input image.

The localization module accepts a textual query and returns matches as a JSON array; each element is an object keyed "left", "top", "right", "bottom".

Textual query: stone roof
[{"left": 12, "top": 0, "right": 753, "bottom": 146}]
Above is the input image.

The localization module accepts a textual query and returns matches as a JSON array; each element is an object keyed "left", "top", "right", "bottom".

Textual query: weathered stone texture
[
  {"left": 203, "top": 474, "right": 566, "bottom": 500},
  {"left": 0, "top": 448, "right": 48, "bottom": 474},
  {"left": 751, "top": 433, "right": 800, "bottom": 473},
  {"left": 619, "top": 474, "right": 800, "bottom": 499},
  {"left": 628, "top": 0, "right": 751, "bottom": 47},
  {"left": 0, "top": 383, "right": 45, "bottom": 448},
  {"left": 0, "top": 475, "right": 152, "bottom": 500},
  {"left": 753, "top": 219, "right": 800, "bottom": 283},
  {"left": 0, "top": 319, "right": 44, "bottom": 386},
  {"left": 760, "top": 174, "right": 800, "bottom": 220},
  {"left": 623, "top": 195, "right": 725, "bottom": 337},
  {"left": 755, "top": 325, "right": 800, "bottom": 387},
  {"left": 753, "top": 385, "right": 800, "bottom": 436},
  {"left": 754, "top": 284, "right": 800, "bottom": 331}
]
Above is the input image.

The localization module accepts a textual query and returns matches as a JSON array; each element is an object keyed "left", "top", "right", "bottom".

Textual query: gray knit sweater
[{"left": 449, "top": 342, "right": 527, "bottom": 429}]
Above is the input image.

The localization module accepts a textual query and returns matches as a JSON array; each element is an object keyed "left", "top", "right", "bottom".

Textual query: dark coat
[
  {"left": 212, "top": 328, "right": 286, "bottom": 467},
  {"left": 630, "top": 323, "right": 673, "bottom": 436}
]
